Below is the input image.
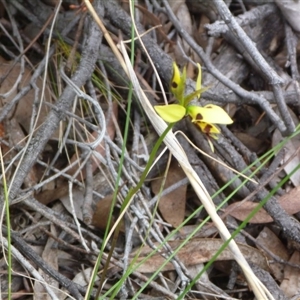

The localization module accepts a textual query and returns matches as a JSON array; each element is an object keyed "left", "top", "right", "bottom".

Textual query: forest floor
[{"left": 1, "top": 1, "right": 300, "bottom": 299}]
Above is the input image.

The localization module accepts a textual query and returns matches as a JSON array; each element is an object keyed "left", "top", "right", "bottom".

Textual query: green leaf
[{"left": 154, "top": 104, "right": 186, "bottom": 123}]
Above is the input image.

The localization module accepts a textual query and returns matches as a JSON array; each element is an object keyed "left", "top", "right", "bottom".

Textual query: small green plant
[{"left": 154, "top": 62, "right": 233, "bottom": 146}]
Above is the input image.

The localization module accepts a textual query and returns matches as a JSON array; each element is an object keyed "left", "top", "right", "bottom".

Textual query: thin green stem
[
  {"left": 1, "top": 149, "right": 11, "bottom": 299},
  {"left": 101, "top": 122, "right": 174, "bottom": 299},
  {"left": 91, "top": 3, "right": 137, "bottom": 299},
  {"left": 177, "top": 147, "right": 300, "bottom": 299},
  {"left": 118, "top": 127, "right": 300, "bottom": 299}
]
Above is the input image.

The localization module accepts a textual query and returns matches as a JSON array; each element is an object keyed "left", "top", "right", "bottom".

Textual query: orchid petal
[
  {"left": 170, "top": 62, "right": 185, "bottom": 104},
  {"left": 187, "top": 104, "right": 233, "bottom": 124},
  {"left": 154, "top": 104, "right": 186, "bottom": 123},
  {"left": 195, "top": 121, "right": 221, "bottom": 135}
]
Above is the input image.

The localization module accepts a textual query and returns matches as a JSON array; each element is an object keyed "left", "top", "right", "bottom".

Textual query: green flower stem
[
  {"left": 0, "top": 150, "right": 11, "bottom": 299},
  {"left": 99, "top": 122, "right": 174, "bottom": 299}
]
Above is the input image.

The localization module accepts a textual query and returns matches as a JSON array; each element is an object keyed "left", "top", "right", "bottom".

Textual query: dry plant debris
[{"left": 0, "top": 0, "right": 300, "bottom": 299}]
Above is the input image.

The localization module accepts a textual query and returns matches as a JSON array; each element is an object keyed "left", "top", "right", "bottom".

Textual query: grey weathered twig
[
  {"left": 159, "top": 0, "right": 288, "bottom": 134},
  {"left": 0, "top": 4, "right": 80, "bottom": 123},
  {"left": 7, "top": 2, "right": 104, "bottom": 202},
  {"left": 211, "top": 0, "right": 294, "bottom": 134},
  {"left": 206, "top": 4, "right": 277, "bottom": 38},
  {"left": 216, "top": 135, "right": 300, "bottom": 244},
  {"left": 3, "top": 227, "right": 84, "bottom": 299},
  {"left": 1, "top": 235, "right": 60, "bottom": 300},
  {"left": 285, "top": 22, "right": 300, "bottom": 108}
]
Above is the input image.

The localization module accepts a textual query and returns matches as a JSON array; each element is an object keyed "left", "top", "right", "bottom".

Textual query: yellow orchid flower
[
  {"left": 186, "top": 104, "right": 233, "bottom": 138},
  {"left": 154, "top": 62, "right": 233, "bottom": 142},
  {"left": 186, "top": 104, "right": 233, "bottom": 125},
  {"left": 154, "top": 62, "right": 206, "bottom": 122},
  {"left": 196, "top": 121, "right": 220, "bottom": 135}
]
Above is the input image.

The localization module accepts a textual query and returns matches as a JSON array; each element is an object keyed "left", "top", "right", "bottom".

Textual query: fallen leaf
[
  {"left": 9, "top": 118, "right": 38, "bottom": 187},
  {"left": 73, "top": 267, "right": 99, "bottom": 287},
  {"left": 256, "top": 227, "right": 289, "bottom": 281},
  {"left": 130, "top": 238, "right": 269, "bottom": 273},
  {"left": 225, "top": 201, "right": 273, "bottom": 224},
  {"left": 275, "top": 0, "right": 300, "bottom": 32},
  {"left": 67, "top": 101, "right": 118, "bottom": 179},
  {"left": 280, "top": 251, "right": 300, "bottom": 297},
  {"left": 91, "top": 194, "right": 124, "bottom": 232},
  {"left": 0, "top": 56, "right": 54, "bottom": 136},
  {"left": 0, "top": 122, "right": 5, "bottom": 138},
  {"left": 151, "top": 161, "right": 187, "bottom": 228},
  {"left": 272, "top": 107, "right": 300, "bottom": 186},
  {"left": 169, "top": 0, "right": 193, "bottom": 65},
  {"left": 235, "top": 132, "right": 264, "bottom": 153},
  {"left": 225, "top": 186, "right": 300, "bottom": 223},
  {"left": 59, "top": 171, "right": 113, "bottom": 226},
  {"left": 34, "top": 224, "right": 65, "bottom": 299}
]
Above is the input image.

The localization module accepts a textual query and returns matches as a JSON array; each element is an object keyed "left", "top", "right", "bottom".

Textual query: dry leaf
[
  {"left": 186, "top": 0, "right": 218, "bottom": 20},
  {"left": 235, "top": 132, "right": 264, "bottom": 153},
  {"left": 275, "top": 0, "right": 300, "bottom": 32},
  {"left": 169, "top": 0, "right": 193, "bottom": 64},
  {"left": 280, "top": 251, "right": 300, "bottom": 297},
  {"left": 130, "top": 238, "right": 269, "bottom": 273},
  {"left": 135, "top": 4, "right": 171, "bottom": 44},
  {"left": 0, "top": 57, "right": 54, "bottom": 136},
  {"left": 172, "top": 224, "right": 218, "bottom": 240},
  {"left": 0, "top": 122, "right": 5, "bottom": 138},
  {"left": 225, "top": 201, "right": 273, "bottom": 224},
  {"left": 151, "top": 161, "right": 187, "bottom": 227},
  {"left": 174, "top": 2, "right": 192, "bottom": 37},
  {"left": 256, "top": 227, "right": 289, "bottom": 281},
  {"left": 91, "top": 194, "right": 124, "bottom": 232},
  {"left": 34, "top": 224, "right": 64, "bottom": 299},
  {"left": 272, "top": 107, "right": 300, "bottom": 186},
  {"left": 72, "top": 267, "right": 99, "bottom": 287},
  {"left": 39, "top": 102, "right": 117, "bottom": 205},
  {"left": 59, "top": 170, "right": 113, "bottom": 228},
  {"left": 67, "top": 101, "right": 118, "bottom": 179},
  {"left": 272, "top": 129, "right": 300, "bottom": 186},
  {"left": 9, "top": 118, "right": 38, "bottom": 187},
  {"left": 225, "top": 186, "right": 300, "bottom": 223}
]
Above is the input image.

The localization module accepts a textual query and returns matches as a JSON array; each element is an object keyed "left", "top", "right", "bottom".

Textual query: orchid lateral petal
[
  {"left": 196, "top": 121, "right": 220, "bottom": 135},
  {"left": 194, "top": 121, "right": 219, "bottom": 152},
  {"left": 183, "top": 86, "right": 210, "bottom": 106},
  {"left": 181, "top": 66, "right": 187, "bottom": 104},
  {"left": 154, "top": 104, "right": 186, "bottom": 123},
  {"left": 187, "top": 104, "right": 233, "bottom": 125},
  {"left": 170, "top": 62, "right": 185, "bottom": 104}
]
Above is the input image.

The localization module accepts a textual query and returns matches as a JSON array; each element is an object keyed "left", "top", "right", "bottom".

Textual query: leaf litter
[{"left": 0, "top": 1, "right": 300, "bottom": 299}]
